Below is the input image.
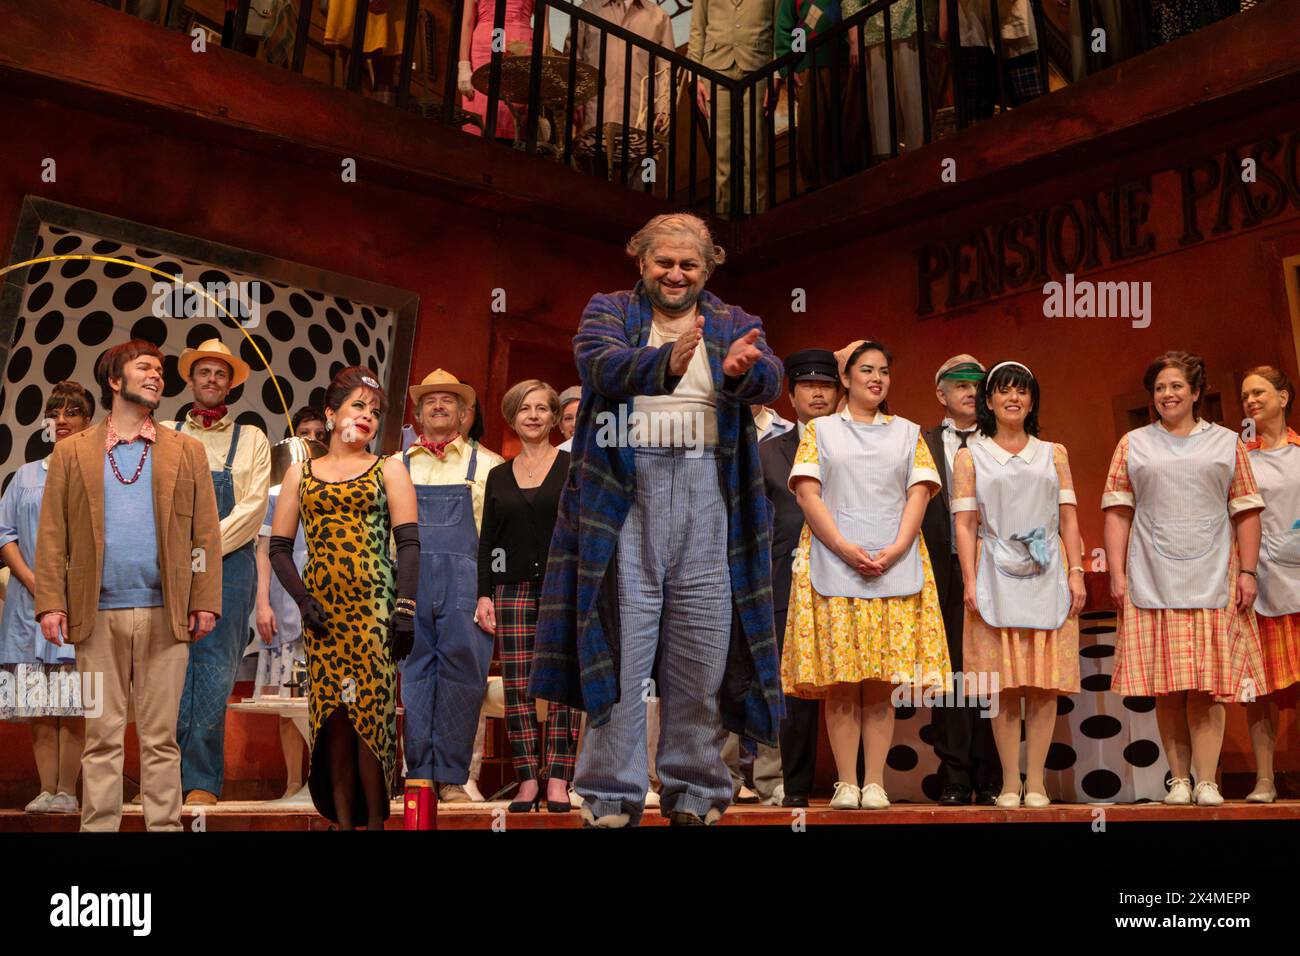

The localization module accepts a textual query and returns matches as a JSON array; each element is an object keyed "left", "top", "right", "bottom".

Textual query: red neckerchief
[
  {"left": 191, "top": 405, "right": 228, "bottom": 429},
  {"left": 416, "top": 436, "right": 457, "bottom": 460}
]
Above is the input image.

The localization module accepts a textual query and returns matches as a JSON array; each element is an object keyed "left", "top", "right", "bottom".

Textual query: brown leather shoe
[
  {"left": 437, "top": 784, "right": 471, "bottom": 803},
  {"left": 185, "top": 789, "right": 219, "bottom": 806}
]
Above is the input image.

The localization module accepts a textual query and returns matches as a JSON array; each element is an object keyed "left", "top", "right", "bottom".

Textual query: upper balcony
[{"left": 0, "top": 0, "right": 1294, "bottom": 268}]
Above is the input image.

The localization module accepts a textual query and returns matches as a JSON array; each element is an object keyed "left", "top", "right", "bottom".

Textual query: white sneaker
[
  {"left": 1192, "top": 780, "right": 1224, "bottom": 807},
  {"left": 860, "top": 783, "right": 890, "bottom": 810},
  {"left": 462, "top": 779, "right": 485, "bottom": 802},
  {"left": 1164, "top": 777, "right": 1192, "bottom": 805},
  {"left": 1246, "top": 779, "right": 1277, "bottom": 804},
  {"left": 764, "top": 783, "right": 786, "bottom": 807},
  {"left": 47, "top": 792, "right": 79, "bottom": 814},
  {"left": 829, "top": 781, "right": 861, "bottom": 810},
  {"left": 644, "top": 788, "right": 660, "bottom": 808},
  {"left": 24, "top": 791, "right": 54, "bottom": 813}
]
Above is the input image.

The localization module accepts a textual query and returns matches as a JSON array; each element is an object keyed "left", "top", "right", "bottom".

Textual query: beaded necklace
[{"left": 107, "top": 440, "right": 150, "bottom": 485}]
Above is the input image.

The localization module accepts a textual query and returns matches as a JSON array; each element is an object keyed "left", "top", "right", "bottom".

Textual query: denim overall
[
  {"left": 400, "top": 444, "right": 493, "bottom": 784},
  {"left": 175, "top": 421, "right": 259, "bottom": 796}
]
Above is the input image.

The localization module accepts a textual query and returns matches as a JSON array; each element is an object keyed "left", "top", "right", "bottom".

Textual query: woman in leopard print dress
[{"left": 271, "top": 367, "right": 419, "bottom": 829}]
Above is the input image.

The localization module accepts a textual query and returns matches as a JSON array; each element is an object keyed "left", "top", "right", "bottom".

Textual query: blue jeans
[
  {"left": 575, "top": 447, "right": 733, "bottom": 822},
  {"left": 176, "top": 543, "right": 256, "bottom": 796}
]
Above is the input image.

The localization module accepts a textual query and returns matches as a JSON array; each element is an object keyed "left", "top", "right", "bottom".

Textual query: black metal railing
[{"left": 114, "top": 0, "right": 1261, "bottom": 220}]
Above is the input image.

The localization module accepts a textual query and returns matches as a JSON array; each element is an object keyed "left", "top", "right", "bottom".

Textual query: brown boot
[{"left": 185, "top": 789, "right": 219, "bottom": 806}]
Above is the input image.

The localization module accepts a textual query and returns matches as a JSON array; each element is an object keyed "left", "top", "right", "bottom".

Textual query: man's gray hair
[{"left": 626, "top": 213, "right": 726, "bottom": 276}]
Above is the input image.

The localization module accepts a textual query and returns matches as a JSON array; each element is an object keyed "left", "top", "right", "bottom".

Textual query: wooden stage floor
[{"left": 4, "top": 799, "right": 1299, "bottom": 831}]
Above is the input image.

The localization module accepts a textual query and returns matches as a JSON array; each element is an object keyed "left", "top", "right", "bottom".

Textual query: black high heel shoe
[
  {"left": 508, "top": 792, "right": 541, "bottom": 813},
  {"left": 546, "top": 796, "right": 572, "bottom": 813}
]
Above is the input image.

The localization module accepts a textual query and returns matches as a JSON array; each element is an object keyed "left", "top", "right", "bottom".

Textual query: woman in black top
[{"left": 475, "top": 379, "right": 576, "bottom": 812}]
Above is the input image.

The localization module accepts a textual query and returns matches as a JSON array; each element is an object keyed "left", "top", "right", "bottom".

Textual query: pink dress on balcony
[{"left": 465, "top": 0, "right": 536, "bottom": 140}]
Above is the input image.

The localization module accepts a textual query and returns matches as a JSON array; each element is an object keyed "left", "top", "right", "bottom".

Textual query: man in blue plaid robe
[{"left": 529, "top": 213, "right": 784, "bottom": 827}]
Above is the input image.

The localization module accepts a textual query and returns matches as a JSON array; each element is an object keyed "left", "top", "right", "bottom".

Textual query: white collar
[
  {"left": 838, "top": 407, "right": 890, "bottom": 425},
  {"left": 41, "top": 456, "right": 51, "bottom": 471},
  {"left": 942, "top": 417, "right": 978, "bottom": 438},
  {"left": 976, "top": 433, "right": 1042, "bottom": 465},
  {"left": 1155, "top": 417, "right": 1211, "bottom": 436}
]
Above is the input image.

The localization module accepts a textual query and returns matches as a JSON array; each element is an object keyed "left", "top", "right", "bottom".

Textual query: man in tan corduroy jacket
[{"left": 35, "top": 339, "right": 221, "bottom": 832}]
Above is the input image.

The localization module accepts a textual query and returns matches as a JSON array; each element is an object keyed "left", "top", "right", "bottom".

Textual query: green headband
[{"left": 939, "top": 363, "right": 986, "bottom": 383}]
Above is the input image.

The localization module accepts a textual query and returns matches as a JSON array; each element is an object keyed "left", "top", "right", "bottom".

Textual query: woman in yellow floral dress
[{"left": 784, "top": 340, "right": 951, "bottom": 810}]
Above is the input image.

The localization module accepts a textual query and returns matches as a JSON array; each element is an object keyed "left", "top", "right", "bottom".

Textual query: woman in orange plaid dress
[
  {"left": 1241, "top": 366, "right": 1300, "bottom": 804},
  {"left": 1102, "top": 351, "right": 1267, "bottom": 808}
]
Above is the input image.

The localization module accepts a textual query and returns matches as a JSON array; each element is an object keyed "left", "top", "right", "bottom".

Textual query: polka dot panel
[{"left": 1, "top": 224, "right": 397, "bottom": 480}]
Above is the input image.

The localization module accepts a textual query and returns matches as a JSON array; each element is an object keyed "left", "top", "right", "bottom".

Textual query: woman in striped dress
[
  {"left": 951, "top": 361, "right": 1086, "bottom": 809},
  {"left": 1240, "top": 366, "right": 1300, "bottom": 803},
  {"left": 1102, "top": 351, "right": 1267, "bottom": 807}
]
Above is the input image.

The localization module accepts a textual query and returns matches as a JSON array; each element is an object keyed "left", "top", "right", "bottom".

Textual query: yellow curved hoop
[{"left": 0, "top": 254, "right": 294, "bottom": 432}]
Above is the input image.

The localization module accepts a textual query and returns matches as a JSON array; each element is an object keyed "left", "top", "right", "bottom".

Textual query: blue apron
[
  {"left": 400, "top": 444, "right": 493, "bottom": 784},
  {"left": 174, "top": 421, "right": 259, "bottom": 796}
]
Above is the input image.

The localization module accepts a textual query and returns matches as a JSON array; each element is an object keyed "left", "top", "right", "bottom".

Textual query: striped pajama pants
[
  {"left": 575, "top": 446, "right": 734, "bottom": 823},
  {"left": 494, "top": 580, "right": 580, "bottom": 782}
]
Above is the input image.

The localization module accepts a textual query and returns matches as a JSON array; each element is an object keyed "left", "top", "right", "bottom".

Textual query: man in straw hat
[
  {"left": 160, "top": 337, "right": 270, "bottom": 805},
  {"left": 921, "top": 353, "right": 1002, "bottom": 806},
  {"left": 392, "top": 369, "right": 503, "bottom": 808},
  {"left": 530, "top": 212, "right": 783, "bottom": 827}
]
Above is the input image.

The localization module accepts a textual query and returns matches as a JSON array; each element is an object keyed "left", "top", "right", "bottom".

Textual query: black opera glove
[
  {"left": 390, "top": 522, "right": 421, "bottom": 662},
  {"left": 389, "top": 610, "right": 415, "bottom": 662},
  {"left": 298, "top": 595, "right": 328, "bottom": 639},
  {"left": 270, "top": 534, "right": 327, "bottom": 638}
]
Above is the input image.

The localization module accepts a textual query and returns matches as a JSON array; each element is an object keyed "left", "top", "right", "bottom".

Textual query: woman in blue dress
[{"left": 0, "top": 382, "right": 96, "bottom": 813}]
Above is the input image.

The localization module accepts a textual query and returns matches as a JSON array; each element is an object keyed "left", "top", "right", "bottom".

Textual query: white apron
[
  {"left": 1248, "top": 442, "right": 1300, "bottom": 617},
  {"left": 1126, "top": 422, "right": 1237, "bottom": 610},
  {"left": 809, "top": 414, "right": 925, "bottom": 600},
  {"left": 970, "top": 437, "right": 1070, "bottom": 631}
]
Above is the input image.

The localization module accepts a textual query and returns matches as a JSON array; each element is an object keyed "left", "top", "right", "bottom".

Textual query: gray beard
[
  {"left": 121, "top": 383, "right": 160, "bottom": 411},
  {"left": 645, "top": 280, "right": 701, "bottom": 316}
]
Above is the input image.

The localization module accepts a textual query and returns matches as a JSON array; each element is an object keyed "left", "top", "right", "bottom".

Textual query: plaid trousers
[
  {"left": 495, "top": 581, "right": 581, "bottom": 782},
  {"left": 959, "top": 48, "right": 1043, "bottom": 121}
]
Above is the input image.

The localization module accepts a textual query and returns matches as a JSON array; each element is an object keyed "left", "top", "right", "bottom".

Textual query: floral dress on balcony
[{"left": 1151, "top": 0, "right": 1241, "bottom": 45}]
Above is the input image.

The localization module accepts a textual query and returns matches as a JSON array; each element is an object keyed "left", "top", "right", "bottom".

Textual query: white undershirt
[{"left": 635, "top": 323, "right": 719, "bottom": 447}]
